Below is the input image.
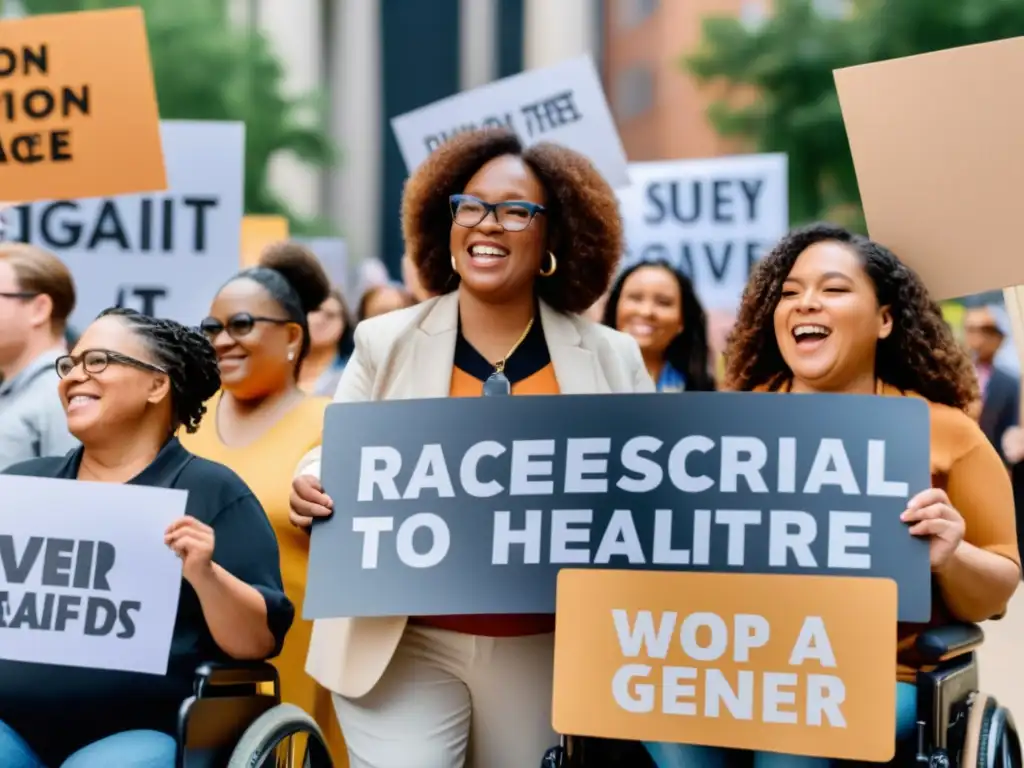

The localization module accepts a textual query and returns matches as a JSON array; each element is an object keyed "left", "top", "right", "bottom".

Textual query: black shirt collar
[
  {"left": 454, "top": 313, "right": 551, "bottom": 384},
  {"left": 54, "top": 436, "right": 194, "bottom": 485}
]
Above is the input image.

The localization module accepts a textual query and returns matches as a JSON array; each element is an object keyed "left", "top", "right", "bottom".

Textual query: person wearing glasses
[
  {"left": 288, "top": 127, "right": 654, "bottom": 768},
  {"left": 0, "top": 308, "right": 292, "bottom": 768},
  {"left": 0, "top": 243, "right": 79, "bottom": 471},
  {"left": 178, "top": 242, "right": 348, "bottom": 764}
]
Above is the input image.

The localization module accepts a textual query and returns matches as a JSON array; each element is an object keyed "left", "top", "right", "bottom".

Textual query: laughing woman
[{"left": 646, "top": 223, "right": 1021, "bottom": 767}]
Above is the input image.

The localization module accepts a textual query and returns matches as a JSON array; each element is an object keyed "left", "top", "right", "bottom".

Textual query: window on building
[
  {"left": 617, "top": 0, "right": 658, "bottom": 30},
  {"left": 614, "top": 64, "right": 655, "bottom": 121}
]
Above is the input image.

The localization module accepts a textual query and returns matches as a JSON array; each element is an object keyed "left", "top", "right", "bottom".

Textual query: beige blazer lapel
[
  {"left": 376, "top": 293, "right": 459, "bottom": 401},
  {"left": 540, "top": 300, "right": 611, "bottom": 394}
]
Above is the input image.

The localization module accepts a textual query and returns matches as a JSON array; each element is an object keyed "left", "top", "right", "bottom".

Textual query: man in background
[
  {"left": 0, "top": 243, "right": 78, "bottom": 470},
  {"left": 964, "top": 304, "right": 1020, "bottom": 464}
]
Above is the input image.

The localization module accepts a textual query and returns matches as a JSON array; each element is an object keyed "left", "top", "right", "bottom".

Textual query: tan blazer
[{"left": 295, "top": 291, "right": 654, "bottom": 698}]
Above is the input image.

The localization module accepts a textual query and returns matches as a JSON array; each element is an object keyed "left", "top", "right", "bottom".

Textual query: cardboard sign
[
  {"left": 0, "top": 8, "right": 165, "bottom": 203},
  {"left": 0, "top": 476, "right": 184, "bottom": 675},
  {"left": 2, "top": 120, "right": 244, "bottom": 328},
  {"left": 552, "top": 570, "right": 896, "bottom": 762},
  {"left": 835, "top": 37, "right": 1024, "bottom": 300},
  {"left": 391, "top": 56, "right": 629, "bottom": 188},
  {"left": 617, "top": 154, "right": 789, "bottom": 311},
  {"left": 241, "top": 215, "right": 289, "bottom": 268},
  {"left": 304, "top": 392, "right": 932, "bottom": 621}
]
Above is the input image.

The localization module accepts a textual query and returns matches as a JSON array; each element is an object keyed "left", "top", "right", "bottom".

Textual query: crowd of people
[{"left": 0, "top": 126, "right": 1020, "bottom": 768}]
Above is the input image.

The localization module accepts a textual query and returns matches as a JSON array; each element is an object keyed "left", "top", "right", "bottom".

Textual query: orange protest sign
[
  {"left": 240, "top": 215, "right": 289, "bottom": 268},
  {"left": 553, "top": 570, "right": 896, "bottom": 762},
  {"left": 0, "top": 8, "right": 165, "bottom": 203}
]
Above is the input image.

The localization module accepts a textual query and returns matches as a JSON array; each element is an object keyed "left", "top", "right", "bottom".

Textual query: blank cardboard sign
[{"left": 834, "top": 37, "right": 1024, "bottom": 300}]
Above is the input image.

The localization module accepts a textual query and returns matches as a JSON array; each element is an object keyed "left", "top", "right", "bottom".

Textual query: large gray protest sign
[
  {"left": 305, "top": 393, "right": 932, "bottom": 622},
  {"left": 390, "top": 56, "right": 629, "bottom": 188}
]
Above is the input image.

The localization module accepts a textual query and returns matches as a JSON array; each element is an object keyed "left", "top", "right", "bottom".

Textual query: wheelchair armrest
[
  {"left": 915, "top": 622, "right": 985, "bottom": 664},
  {"left": 193, "top": 661, "right": 279, "bottom": 696}
]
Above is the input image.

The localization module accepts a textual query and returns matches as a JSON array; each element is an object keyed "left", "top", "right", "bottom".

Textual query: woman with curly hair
[
  {"left": 647, "top": 223, "right": 1021, "bottom": 768},
  {"left": 289, "top": 127, "right": 653, "bottom": 768},
  {"left": 603, "top": 259, "right": 715, "bottom": 391},
  {"left": 0, "top": 309, "right": 292, "bottom": 767}
]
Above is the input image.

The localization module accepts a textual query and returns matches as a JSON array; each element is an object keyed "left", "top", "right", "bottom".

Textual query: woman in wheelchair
[
  {"left": 0, "top": 309, "right": 295, "bottom": 768},
  {"left": 641, "top": 224, "right": 1021, "bottom": 768}
]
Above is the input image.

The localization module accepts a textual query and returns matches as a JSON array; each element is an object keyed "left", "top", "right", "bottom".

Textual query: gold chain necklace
[{"left": 483, "top": 316, "right": 534, "bottom": 396}]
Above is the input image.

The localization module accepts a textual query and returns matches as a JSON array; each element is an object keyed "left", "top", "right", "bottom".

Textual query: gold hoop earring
[
  {"left": 539, "top": 251, "right": 557, "bottom": 277},
  {"left": 451, "top": 254, "right": 459, "bottom": 274}
]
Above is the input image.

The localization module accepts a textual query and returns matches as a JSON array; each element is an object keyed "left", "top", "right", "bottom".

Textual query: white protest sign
[
  {"left": 0, "top": 476, "right": 184, "bottom": 675},
  {"left": 617, "top": 154, "right": 789, "bottom": 311},
  {"left": 0, "top": 120, "right": 245, "bottom": 328},
  {"left": 391, "top": 56, "right": 629, "bottom": 188},
  {"left": 296, "top": 236, "right": 348, "bottom": 293}
]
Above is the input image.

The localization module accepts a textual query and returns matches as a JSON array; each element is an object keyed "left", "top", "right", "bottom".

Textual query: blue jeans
[
  {"left": 0, "top": 720, "right": 175, "bottom": 768},
  {"left": 644, "top": 682, "right": 918, "bottom": 767}
]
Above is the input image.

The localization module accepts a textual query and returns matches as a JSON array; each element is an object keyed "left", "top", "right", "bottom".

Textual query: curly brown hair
[
  {"left": 401, "top": 128, "right": 623, "bottom": 314},
  {"left": 724, "top": 222, "right": 979, "bottom": 409}
]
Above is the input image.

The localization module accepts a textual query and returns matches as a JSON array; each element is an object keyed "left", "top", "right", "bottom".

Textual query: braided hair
[{"left": 98, "top": 308, "right": 221, "bottom": 433}]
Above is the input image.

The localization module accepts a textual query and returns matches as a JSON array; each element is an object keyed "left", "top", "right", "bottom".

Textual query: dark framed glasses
[
  {"left": 0, "top": 291, "right": 38, "bottom": 300},
  {"left": 199, "top": 313, "right": 291, "bottom": 341},
  {"left": 449, "top": 194, "right": 546, "bottom": 232},
  {"left": 56, "top": 349, "right": 166, "bottom": 379}
]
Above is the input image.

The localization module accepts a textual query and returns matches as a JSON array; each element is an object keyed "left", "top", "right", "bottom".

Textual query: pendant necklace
[{"left": 482, "top": 316, "right": 534, "bottom": 396}]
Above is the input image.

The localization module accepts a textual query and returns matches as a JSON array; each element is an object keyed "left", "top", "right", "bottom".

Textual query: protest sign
[
  {"left": 296, "top": 236, "right": 349, "bottom": 293},
  {"left": 240, "top": 215, "right": 289, "bottom": 268},
  {"left": 617, "top": 155, "right": 788, "bottom": 312},
  {"left": 304, "top": 392, "right": 931, "bottom": 622},
  {"left": 2, "top": 120, "right": 244, "bottom": 327},
  {"left": 391, "top": 56, "right": 629, "bottom": 188},
  {"left": 0, "top": 8, "right": 165, "bottom": 203},
  {"left": 552, "top": 570, "right": 896, "bottom": 762},
  {"left": 0, "top": 476, "right": 184, "bottom": 675},
  {"left": 835, "top": 37, "right": 1024, "bottom": 301}
]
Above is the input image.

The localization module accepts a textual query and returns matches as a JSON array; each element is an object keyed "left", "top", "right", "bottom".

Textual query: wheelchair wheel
[
  {"left": 963, "top": 693, "right": 1022, "bottom": 768},
  {"left": 226, "top": 702, "right": 332, "bottom": 768}
]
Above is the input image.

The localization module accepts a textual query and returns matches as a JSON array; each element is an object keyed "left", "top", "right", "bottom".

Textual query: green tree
[
  {"left": 687, "top": 0, "right": 1024, "bottom": 227},
  {"left": 18, "top": 0, "right": 337, "bottom": 234}
]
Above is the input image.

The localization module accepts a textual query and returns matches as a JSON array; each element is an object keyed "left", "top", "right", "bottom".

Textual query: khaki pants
[{"left": 332, "top": 624, "right": 557, "bottom": 768}]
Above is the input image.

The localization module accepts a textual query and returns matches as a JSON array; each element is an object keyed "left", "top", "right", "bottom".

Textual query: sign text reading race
[
  {"left": 552, "top": 570, "right": 896, "bottom": 761},
  {"left": 0, "top": 476, "right": 184, "bottom": 675},
  {"left": 304, "top": 393, "right": 931, "bottom": 621},
  {"left": 0, "top": 8, "right": 164, "bottom": 202}
]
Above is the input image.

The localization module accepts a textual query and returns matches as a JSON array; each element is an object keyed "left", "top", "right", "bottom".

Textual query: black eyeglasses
[
  {"left": 199, "top": 313, "right": 292, "bottom": 341},
  {"left": 55, "top": 349, "right": 166, "bottom": 379},
  {"left": 449, "top": 194, "right": 546, "bottom": 232},
  {"left": 0, "top": 291, "right": 38, "bottom": 300}
]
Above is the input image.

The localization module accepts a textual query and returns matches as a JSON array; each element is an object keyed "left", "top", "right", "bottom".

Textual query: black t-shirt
[{"left": 0, "top": 437, "right": 294, "bottom": 763}]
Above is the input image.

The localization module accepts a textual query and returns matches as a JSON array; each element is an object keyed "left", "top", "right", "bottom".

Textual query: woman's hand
[
  {"left": 289, "top": 474, "right": 333, "bottom": 529},
  {"left": 901, "top": 488, "right": 966, "bottom": 570},
  {"left": 165, "top": 516, "right": 216, "bottom": 584}
]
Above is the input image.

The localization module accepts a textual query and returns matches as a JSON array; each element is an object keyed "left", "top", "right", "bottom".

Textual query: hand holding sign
[
  {"left": 164, "top": 516, "right": 215, "bottom": 583},
  {"left": 901, "top": 488, "right": 966, "bottom": 569},
  {"left": 289, "top": 474, "right": 333, "bottom": 529}
]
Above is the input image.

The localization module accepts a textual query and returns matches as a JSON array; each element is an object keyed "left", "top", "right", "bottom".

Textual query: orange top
[
  {"left": 758, "top": 381, "right": 1020, "bottom": 681},
  {"left": 412, "top": 318, "right": 559, "bottom": 637}
]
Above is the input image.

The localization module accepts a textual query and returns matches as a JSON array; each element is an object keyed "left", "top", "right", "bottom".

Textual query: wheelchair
[
  {"left": 177, "top": 661, "right": 332, "bottom": 768},
  {"left": 542, "top": 623, "right": 1021, "bottom": 768}
]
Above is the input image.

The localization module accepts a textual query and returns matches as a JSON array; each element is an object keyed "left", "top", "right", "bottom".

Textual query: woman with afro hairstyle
[
  {"left": 646, "top": 223, "right": 1021, "bottom": 768},
  {"left": 289, "top": 127, "right": 653, "bottom": 768},
  {"left": 0, "top": 309, "right": 292, "bottom": 768}
]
